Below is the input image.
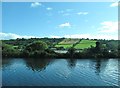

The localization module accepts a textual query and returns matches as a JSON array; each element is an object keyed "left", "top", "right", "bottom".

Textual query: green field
[
  {"left": 55, "top": 44, "right": 73, "bottom": 49},
  {"left": 58, "top": 38, "right": 80, "bottom": 44},
  {"left": 74, "top": 40, "right": 96, "bottom": 49},
  {"left": 55, "top": 38, "right": 80, "bottom": 49}
]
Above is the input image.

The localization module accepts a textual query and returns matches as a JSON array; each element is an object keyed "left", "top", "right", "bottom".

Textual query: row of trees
[
  {"left": 2, "top": 40, "right": 120, "bottom": 58},
  {"left": 62, "top": 41, "right": 119, "bottom": 58},
  {"left": 2, "top": 41, "right": 56, "bottom": 58}
]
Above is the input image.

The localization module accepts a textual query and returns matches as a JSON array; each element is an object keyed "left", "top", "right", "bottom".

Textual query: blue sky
[{"left": 1, "top": 2, "right": 118, "bottom": 40}]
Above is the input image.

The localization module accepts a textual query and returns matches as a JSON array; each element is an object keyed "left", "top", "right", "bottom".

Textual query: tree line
[{"left": 1, "top": 38, "right": 120, "bottom": 59}]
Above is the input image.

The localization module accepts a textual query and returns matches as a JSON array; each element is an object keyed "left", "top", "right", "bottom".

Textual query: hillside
[
  {"left": 55, "top": 38, "right": 80, "bottom": 49},
  {"left": 1, "top": 38, "right": 120, "bottom": 58},
  {"left": 74, "top": 40, "right": 96, "bottom": 49}
]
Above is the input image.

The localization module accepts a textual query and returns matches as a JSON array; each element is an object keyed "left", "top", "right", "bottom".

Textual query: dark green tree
[
  {"left": 67, "top": 47, "right": 76, "bottom": 58},
  {"left": 23, "top": 41, "right": 48, "bottom": 57}
]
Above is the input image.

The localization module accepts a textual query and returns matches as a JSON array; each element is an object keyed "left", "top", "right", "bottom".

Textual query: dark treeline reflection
[
  {"left": 25, "top": 58, "right": 55, "bottom": 72},
  {"left": 2, "top": 58, "right": 109, "bottom": 75},
  {"left": 2, "top": 58, "right": 12, "bottom": 69},
  {"left": 66, "top": 59, "right": 77, "bottom": 69},
  {"left": 1, "top": 58, "right": 118, "bottom": 86},
  {"left": 89, "top": 59, "right": 109, "bottom": 75}
]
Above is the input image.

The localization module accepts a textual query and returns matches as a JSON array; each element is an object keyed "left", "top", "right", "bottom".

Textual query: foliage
[
  {"left": 2, "top": 42, "right": 21, "bottom": 57},
  {"left": 67, "top": 47, "right": 76, "bottom": 58},
  {"left": 55, "top": 44, "right": 73, "bottom": 49},
  {"left": 25, "top": 41, "right": 48, "bottom": 52},
  {"left": 1, "top": 38, "right": 120, "bottom": 58}
]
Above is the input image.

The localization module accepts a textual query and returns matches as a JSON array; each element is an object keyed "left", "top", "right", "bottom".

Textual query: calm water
[{"left": 1, "top": 58, "right": 119, "bottom": 86}]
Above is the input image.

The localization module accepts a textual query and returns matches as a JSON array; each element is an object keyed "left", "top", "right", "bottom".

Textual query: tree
[
  {"left": 23, "top": 41, "right": 48, "bottom": 57},
  {"left": 67, "top": 47, "right": 76, "bottom": 58},
  {"left": 25, "top": 41, "right": 48, "bottom": 52},
  {"left": 2, "top": 43, "right": 20, "bottom": 57}
]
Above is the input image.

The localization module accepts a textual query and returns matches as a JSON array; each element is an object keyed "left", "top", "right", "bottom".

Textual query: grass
[
  {"left": 58, "top": 38, "right": 80, "bottom": 44},
  {"left": 55, "top": 39, "right": 96, "bottom": 49},
  {"left": 55, "top": 44, "right": 73, "bottom": 49},
  {"left": 55, "top": 38, "right": 80, "bottom": 49},
  {"left": 74, "top": 40, "right": 96, "bottom": 49}
]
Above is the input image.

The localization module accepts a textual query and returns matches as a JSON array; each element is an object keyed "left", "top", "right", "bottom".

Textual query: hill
[{"left": 1, "top": 38, "right": 120, "bottom": 58}]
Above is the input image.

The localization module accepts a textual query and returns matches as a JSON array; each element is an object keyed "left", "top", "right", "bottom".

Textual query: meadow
[
  {"left": 74, "top": 40, "right": 96, "bottom": 49},
  {"left": 55, "top": 39, "right": 96, "bottom": 49}
]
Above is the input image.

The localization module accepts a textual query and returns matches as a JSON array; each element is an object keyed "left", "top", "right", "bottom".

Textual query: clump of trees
[
  {"left": 22, "top": 41, "right": 56, "bottom": 58},
  {"left": 2, "top": 43, "right": 21, "bottom": 57},
  {"left": 1, "top": 38, "right": 120, "bottom": 59},
  {"left": 64, "top": 41, "right": 119, "bottom": 58}
]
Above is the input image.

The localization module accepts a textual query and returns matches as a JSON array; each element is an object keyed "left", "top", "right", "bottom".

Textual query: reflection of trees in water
[
  {"left": 25, "top": 58, "right": 54, "bottom": 72},
  {"left": 95, "top": 59, "right": 101, "bottom": 75},
  {"left": 2, "top": 58, "right": 12, "bottom": 69},
  {"left": 66, "top": 59, "right": 77, "bottom": 69},
  {"left": 89, "top": 59, "right": 109, "bottom": 75}
]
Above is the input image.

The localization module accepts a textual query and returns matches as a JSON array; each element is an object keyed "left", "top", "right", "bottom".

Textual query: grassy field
[
  {"left": 58, "top": 38, "right": 80, "bottom": 44},
  {"left": 55, "top": 38, "right": 80, "bottom": 49},
  {"left": 55, "top": 44, "right": 73, "bottom": 49},
  {"left": 55, "top": 39, "right": 97, "bottom": 49},
  {"left": 74, "top": 40, "right": 96, "bottom": 49}
]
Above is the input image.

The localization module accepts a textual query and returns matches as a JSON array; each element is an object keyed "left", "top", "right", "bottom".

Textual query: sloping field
[
  {"left": 55, "top": 44, "right": 73, "bottom": 49},
  {"left": 58, "top": 38, "right": 80, "bottom": 44},
  {"left": 74, "top": 40, "right": 96, "bottom": 49},
  {"left": 55, "top": 38, "right": 80, "bottom": 49}
]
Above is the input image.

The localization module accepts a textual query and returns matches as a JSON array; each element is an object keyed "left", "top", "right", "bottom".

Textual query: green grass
[
  {"left": 74, "top": 40, "right": 96, "bottom": 49},
  {"left": 55, "top": 44, "right": 73, "bottom": 49},
  {"left": 59, "top": 38, "right": 80, "bottom": 44},
  {"left": 55, "top": 38, "right": 80, "bottom": 49},
  {"left": 55, "top": 39, "right": 96, "bottom": 49}
]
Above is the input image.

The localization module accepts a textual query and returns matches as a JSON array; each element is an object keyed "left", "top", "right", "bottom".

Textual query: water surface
[{"left": 1, "top": 58, "right": 119, "bottom": 86}]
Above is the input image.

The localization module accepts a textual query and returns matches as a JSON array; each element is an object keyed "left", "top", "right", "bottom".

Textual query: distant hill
[
  {"left": 1, "top": 38, "right": 120, "bottom": 58},
  {"left": 2, "top": 38, "right": 119, "bottom": 50}
]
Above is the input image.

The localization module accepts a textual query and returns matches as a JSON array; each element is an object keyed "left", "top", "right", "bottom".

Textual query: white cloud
[
  {"left": 50, "top": 34, "right": 90, "bottom": 39},
  {"left": 64, "top": 34, "right": 90, "bottom": 38},
  {"left": 46, "top": 7, "right": 53, "bottom": 10},
  {"left": 0, "top": 32, "right": 37, "bottom": 40},
  {"left": 50, "top": 33, "right": 118, "bottom": 40},
  {"left": 1, "top": 32, "right": 118, "bottom": 40},
  {"left": 59, "top": 22, "right": 71, "bottom": 28},
  {"left": 31, "top": 2, "right": 42, "bottom": 7},
  {"left": 110, "top": 2, "right": 119, "bottom": 7},
  {"left": 50, "top": 36, "right": 61, "bottom": 38},
  {"left": 77, "top": 12, "right": 88, "bottom": 15},
  {"left": 91, "top": 34, "right": 118, "bottom": 40},
  {"left": 58, "top": 9, "right": 73, "bottom": 16},
  {"left": 98, "top": 21, "right": 118, "bottom": 33}
]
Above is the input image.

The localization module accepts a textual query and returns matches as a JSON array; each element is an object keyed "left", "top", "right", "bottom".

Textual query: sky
[{"left": 1, "top": 2, "right": 118, "bottom": 40}]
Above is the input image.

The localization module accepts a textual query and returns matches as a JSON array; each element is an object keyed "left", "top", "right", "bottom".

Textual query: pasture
[{"left": 74, "top": 40, "right": 96, "bottom": 49}]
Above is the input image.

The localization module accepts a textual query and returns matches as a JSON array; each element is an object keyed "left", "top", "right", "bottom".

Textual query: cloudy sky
[{"left": 1, "top": 2, "right": 118, "bottom": 40}]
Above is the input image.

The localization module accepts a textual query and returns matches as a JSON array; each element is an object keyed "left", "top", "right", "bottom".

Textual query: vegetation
[
  {"left": 55, "top": 44, "right": 73, "bottom": 49},
  {"left": 1, "top": 38, "right": 120, "bottom": 59},
  {"left": 55, "top": 38, "right": 79, "bottom": 49},
  {"left": 74, "top": 40, "right": 96, "bottom": 49}
]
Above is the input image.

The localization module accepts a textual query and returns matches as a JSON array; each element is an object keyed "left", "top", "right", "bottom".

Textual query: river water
[{"left": 1, "top": 58, "right": 119, "bottom": 86}]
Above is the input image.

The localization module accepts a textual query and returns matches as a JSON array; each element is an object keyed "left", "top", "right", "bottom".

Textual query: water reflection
[
  {"left": 66, "top": 59, "right": 77, "bottom": 69},
  {"left": 2, "top": 58, "right": 13, "bottom": 69},
  {"left": 89, "top": 59, "right": 109, "bottom": 75},
  {"left": 1, "top": 58, "right": 119, "bottom": 86},
  {"left": 25, "top": 58, "right": 54, "bottom": 72}
]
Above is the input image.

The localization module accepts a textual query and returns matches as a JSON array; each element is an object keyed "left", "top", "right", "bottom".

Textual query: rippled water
[{"left": 1, "top": 58, "right": 119, "bottom": 86}]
